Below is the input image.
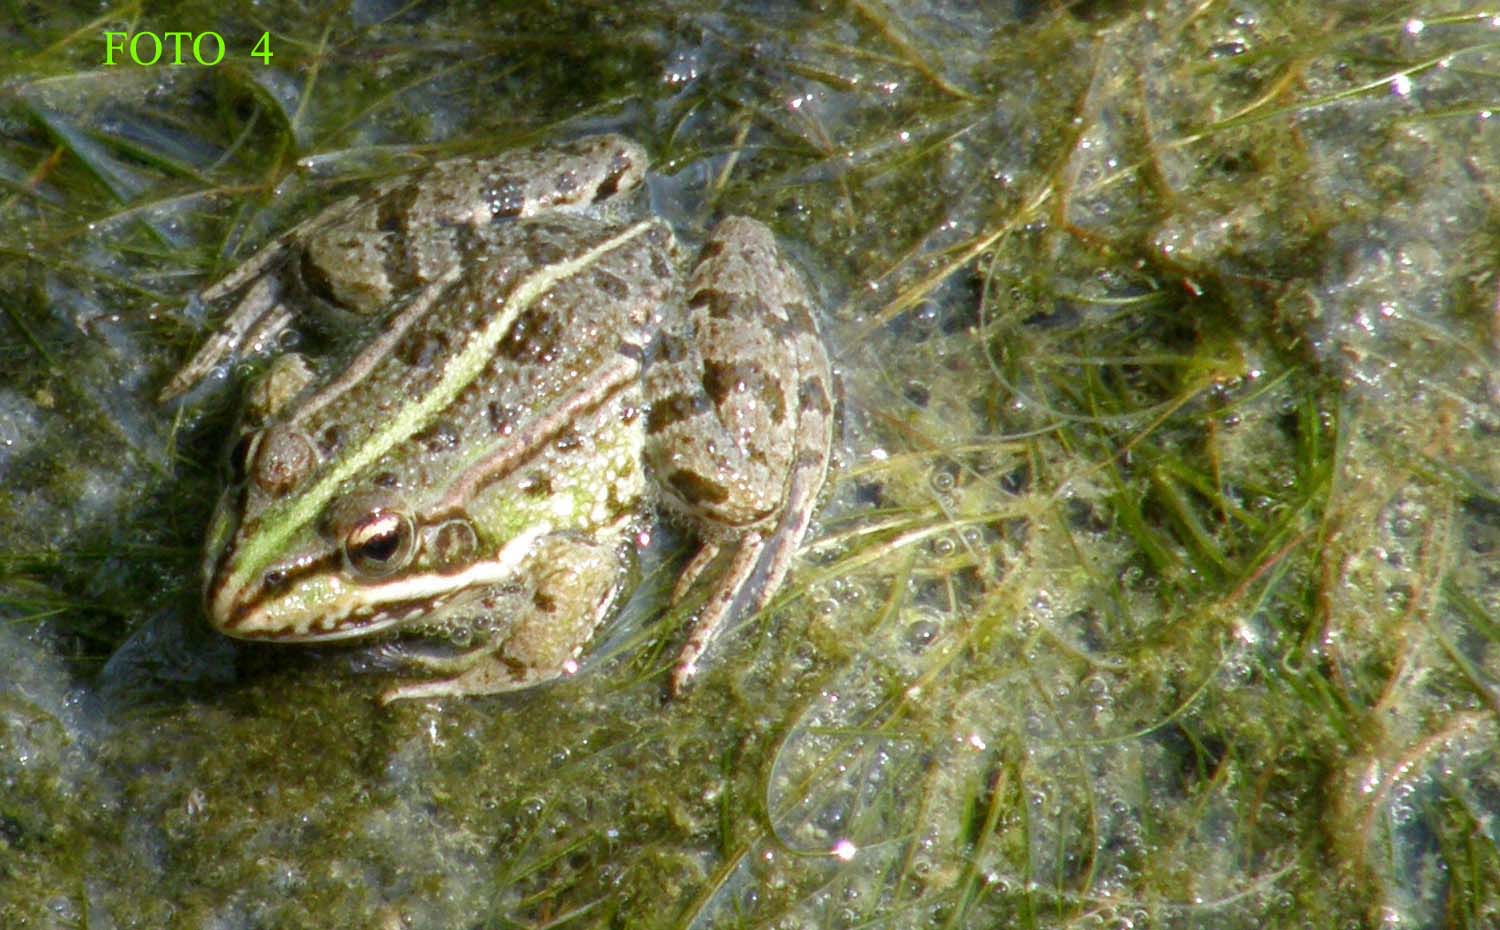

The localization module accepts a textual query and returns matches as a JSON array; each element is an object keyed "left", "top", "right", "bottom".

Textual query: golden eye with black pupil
[{"left": 343, "top": 510, "right": 415, "bottom": 577}]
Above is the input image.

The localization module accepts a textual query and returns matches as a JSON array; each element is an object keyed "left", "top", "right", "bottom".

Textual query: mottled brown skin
[{"left": 169, "top": 135, "right": 833, "bottom": 701}]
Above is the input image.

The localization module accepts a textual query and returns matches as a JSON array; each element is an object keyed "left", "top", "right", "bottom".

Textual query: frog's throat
[{"left": 222, "top": 218, "right": 661, "bottom": 597}]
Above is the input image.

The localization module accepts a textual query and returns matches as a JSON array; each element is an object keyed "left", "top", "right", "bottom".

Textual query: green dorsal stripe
[{"left": 228, "top": 218, "right": 659, "bottom": 590}]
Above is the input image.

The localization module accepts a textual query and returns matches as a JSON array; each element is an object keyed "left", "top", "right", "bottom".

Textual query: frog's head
[{"left": 201, "top": 422, "right": 537, "bottom": 643}]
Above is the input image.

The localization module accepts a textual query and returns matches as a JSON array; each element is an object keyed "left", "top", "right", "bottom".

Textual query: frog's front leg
[
  {"left": 644, "top": 217, "right": 834, "bottom": 693},
  {"left": 380, "top": 534, "right": 623, "bottom": 703}
]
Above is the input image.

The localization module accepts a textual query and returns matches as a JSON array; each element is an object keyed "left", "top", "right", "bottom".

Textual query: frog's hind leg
[
  {"left": 645, "top": 216, "right": 834, "bottom": 694},
  {"left": 160, "top": 196, "right": 363, "bottom": 401},
  {"left": 160, "top": 275, "right": 294, "bottom": 401}
]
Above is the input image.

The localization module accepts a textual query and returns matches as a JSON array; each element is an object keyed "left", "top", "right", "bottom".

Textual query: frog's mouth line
[
  {"left": 228, "top": 595, "right": 437, "bottom": 643},
  {"left": 217, "top": 527, "right": 547, "bottom": 642}
]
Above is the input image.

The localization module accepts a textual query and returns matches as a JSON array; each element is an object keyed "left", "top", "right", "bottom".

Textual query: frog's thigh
[
  {"left": 644, "top": 215, "right": 809, "bottom": 531},
  {"left": 381, "top": 535, "right": 621, "bottom": 703}
]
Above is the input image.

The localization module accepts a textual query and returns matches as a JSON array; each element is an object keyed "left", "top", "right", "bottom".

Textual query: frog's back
[{"left": 281, "top": 213, "right": 677, "bottom": 526}]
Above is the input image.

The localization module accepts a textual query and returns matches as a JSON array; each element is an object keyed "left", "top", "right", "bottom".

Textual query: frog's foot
[
  {"left": 670, "top": 540, "right": 720, "bottom": 603},
  {"left": 669, "top": 535, "right": 762, "bottom": 693},
  {"left": 668, "top": 442, "right": 826, "bottom": 695},
  {"left": 380, "top": 535, "right": 621, "bottom": 703},
  {"left": 160, "top": 204, "right": 344, "bottom": 402},
  {"left": 160, "top": 275, "right": 292, "bottom": 401}
]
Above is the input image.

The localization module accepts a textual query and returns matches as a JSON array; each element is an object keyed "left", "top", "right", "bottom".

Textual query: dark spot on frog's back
[
  {"left": 654, "top": 332, "right": 690, "bottom": 364},
  {"left": 688, "top": 288, "right": 735, "bottom": 320},
  {"left": 519, "top": 473, "right": 552, "bottom": 497},
  {"left": 378, "top": 183, "right": 421, "bottom": 233},
  {"left": 616, "top": 339, "right": 644, "bottom": 365},
  {"left": 591, "top": 268, "right": 630, "bottom": 299},
  {"left": 497, "top": 306, "right": 562, "bottom": 364},
  {"left": 485, "top": 175, "right": 527, "bottom": 219},
  {"left": 701, "top": 359, "right": 738, "bottom": 405},
  {"left": 591, "top": 150, "right": 634, "bottom": 201},
  {"left": 396, "top": 328, "right": 449, "bottom": 369},
  {"left": 765, "top": 377, "right": 788, "bottom": 423},
  {"left": 604, "top": 481, "right": 631, "bottom": 516},
  {"left": 416, "top": 420, "right": 462, "bottom": 453},
  {"left": 798, "top": 376, "right": 831, "bottom": 415},
  {"left": 668, "top": 469, "right": 729, "bottom": 506},
  {"left": 318, "top": 425, "right": 343, "bottom": 455},
  {"left": 703, "top": 360, "right": 786, "bottom": 423},
  {"left": 646, "top": 392, "right": 704, "bottom": 434}
]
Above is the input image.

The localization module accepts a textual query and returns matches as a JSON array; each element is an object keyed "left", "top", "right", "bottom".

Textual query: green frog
[{"left": 164, "top": 134, "right": 833, "bottom": 702}]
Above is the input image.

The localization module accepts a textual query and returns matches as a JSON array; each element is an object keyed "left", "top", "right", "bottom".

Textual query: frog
[{"left": 162, "top": 134, "right": 833, "bottom": 703}]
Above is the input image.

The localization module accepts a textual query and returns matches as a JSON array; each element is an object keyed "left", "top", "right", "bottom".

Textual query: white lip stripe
[{"left": 234, "top": 526, "right": 548, "bottom": 640}]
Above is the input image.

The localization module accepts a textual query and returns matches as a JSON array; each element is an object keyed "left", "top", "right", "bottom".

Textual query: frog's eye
[
  {"left": 251, "top": 426, "right": 318, "bottom": 497},
  {"left": 343, "top": 510, "right": 415, "bottom": 577}
]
